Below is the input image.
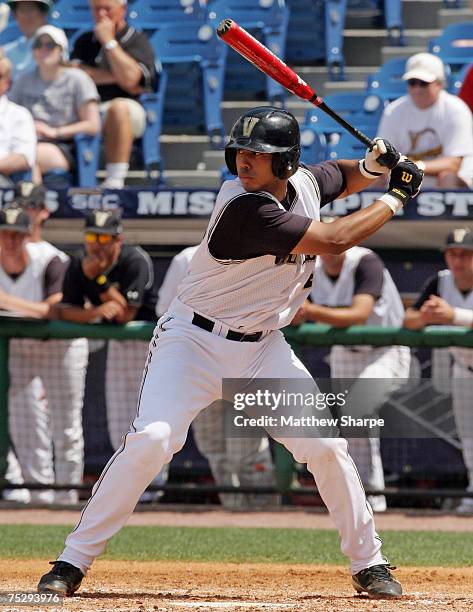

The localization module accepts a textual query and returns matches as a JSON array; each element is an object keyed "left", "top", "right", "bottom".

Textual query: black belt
[{"left": 192, "top": 312, "right": 263, "bottom": 342}]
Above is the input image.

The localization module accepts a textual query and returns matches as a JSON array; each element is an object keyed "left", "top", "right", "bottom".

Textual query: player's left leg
[{"left": 244, "top": 331, "right": 402, "bottom": 598}]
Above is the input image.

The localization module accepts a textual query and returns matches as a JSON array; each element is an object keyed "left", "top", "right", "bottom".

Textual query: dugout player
[
  {"left": 404, "top": 228, "right": 473, "bottom": 515},
  {"left": 157, "top": 245, "right": 279, "bottom": 509},
  {"left": 38, "top": 107, "right": 424, "bottom": 599},
  {"left": 52, "top": 209, "right": 168, "bottom": 500},
  {"left": 0, "top": 204, "right": 87, "bottom": 504},
  {"left": 293, "top": 240, "right": 410, "bottom": 512}
]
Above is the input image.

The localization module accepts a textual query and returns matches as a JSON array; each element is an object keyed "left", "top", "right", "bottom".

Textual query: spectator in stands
[
  {"left": 54, "top": 209, "right": 167, "bottom": 501},
  {"left": 404, "top": 228, "right": 473, "bottom": 515},
  {"left": 1, "top": 0, "right": 51, "bottom": 80},
  {"left": 0, "top": 204, "right": 87, "bottom": 505},
  {"left": 292, "top": 234, "right": 410, "bottom": 513},
  {"left": 0, "top": 52, "right": 36, "bottom": 186},
  {"left": 71, "top": 0, "right": 157, "bottom": 189},
  {"left": 157, "top": 246, "right": 279, "bottom": 509},
  {"left": 377, "top": 52, "right": 473, "bottom": 189},
  {"left": 9, "top": 25, "right": 100, "bottom": 184}
]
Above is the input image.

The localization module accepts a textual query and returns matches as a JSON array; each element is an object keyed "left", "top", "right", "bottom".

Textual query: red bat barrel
[{"left": 217, "top": 18, "right": 323, "bottom": 106}]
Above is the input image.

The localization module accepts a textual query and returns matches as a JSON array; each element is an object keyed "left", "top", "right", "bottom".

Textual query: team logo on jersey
[
  {"left": 242, "top": 117, "right": 260, "bottom": 137},
  {"left": 401, "top": 171, "right": 412, "bottom": 183}
]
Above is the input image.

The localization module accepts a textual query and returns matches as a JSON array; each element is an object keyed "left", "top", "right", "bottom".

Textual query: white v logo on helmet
[{"left": 242, "top": 117, "right": 260, "bottom": 137}]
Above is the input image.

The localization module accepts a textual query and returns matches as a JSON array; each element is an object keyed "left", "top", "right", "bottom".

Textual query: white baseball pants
[{"left": 60, "top": 303, "right": 385, "bottom": 575}]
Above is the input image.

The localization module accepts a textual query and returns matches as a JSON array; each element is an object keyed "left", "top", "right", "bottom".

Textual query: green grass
[{"left": 2, "top": 525, "right": 472, "bottom": 567}]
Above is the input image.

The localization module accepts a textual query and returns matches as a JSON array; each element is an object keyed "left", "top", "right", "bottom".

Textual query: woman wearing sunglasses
[{"left": 9, "top": 25, "right": 101, "bottom": 184}]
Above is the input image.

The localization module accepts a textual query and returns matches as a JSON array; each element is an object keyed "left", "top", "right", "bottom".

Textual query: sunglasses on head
[
  {"left": 33, "top": 40, "right": 58, "bottom": 51},
  {"left": 85, "top": 232, "right": 114, "bottom": 244},
  {"left": 407, "top": 78, "right": 430, "bottom": 88}
]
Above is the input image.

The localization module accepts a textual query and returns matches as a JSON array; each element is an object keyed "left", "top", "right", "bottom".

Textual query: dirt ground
[{"left": 1, "top": 508, "right": 473, "bottom": 611}]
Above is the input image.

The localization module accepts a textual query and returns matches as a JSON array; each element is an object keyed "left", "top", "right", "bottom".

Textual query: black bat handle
[{"left": 317, "top": 101, "right": 375, "bottom": 149}]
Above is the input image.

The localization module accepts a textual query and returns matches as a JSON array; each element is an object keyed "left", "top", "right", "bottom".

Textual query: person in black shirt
[
  {"left": 71, "top": 0, "right": 157, "bottom": 188},
  {"left": 56, "top": 209, "right": 166, "bottom": 494}
]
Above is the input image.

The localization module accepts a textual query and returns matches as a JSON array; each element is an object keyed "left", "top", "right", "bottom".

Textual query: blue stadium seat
[
  {"left": 150, "top": 23, "right": 226, "bottom": 144},
  {"left": 366, "top": 57, "right": 408, "bottom": 102},
  {"left": 208, "top": 0, "right": 289, "bottom": 103},
  {"left": 286, "top": 1, "right": 346, "bottom": 80},
  {"left": 0, "top": 22, "right": 21, "bottom": 45},
  {"left": 300, "top": 128, "right": 328, "bottom": 165},
  {"left": 128, "top": 0, "right": 208, "bottom": 36},
  {"left": 50, "top": 0, "right": 92, "bottom": 39},
  {"left": 301, "top": 93, "right": 383, "bottom": 156},
  {"left": 326, "top": 129, "right": 376, "bottom": 161},
  {"left": 429, "top": 22, "right": 473, "bottom": 75},
  {"left": 449, "top": 61, "right": 473, "bottom": 94},
  {"left": 348, "top": 0, "right": 404, "bottom": 44}
]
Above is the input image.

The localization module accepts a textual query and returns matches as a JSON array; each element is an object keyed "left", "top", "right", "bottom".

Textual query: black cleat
[
  {"left": 352, "top": 564, "right": 402, "bottom": 599},
  {"left": 37, "top": 561, "right": 84, "bottom": 596}
]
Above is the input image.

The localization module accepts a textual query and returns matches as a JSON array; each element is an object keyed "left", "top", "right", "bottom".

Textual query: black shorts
[{"left": 40, "top": 139, "right": 76, "bottom": 171}]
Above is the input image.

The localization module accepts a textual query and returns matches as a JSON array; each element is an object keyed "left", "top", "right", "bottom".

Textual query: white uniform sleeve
[
  {"left": 11, "top": 104, "right": 36, "bottom": 167},
  {"left": 156, "top": 247, "right": 197, "bottom": 316}
]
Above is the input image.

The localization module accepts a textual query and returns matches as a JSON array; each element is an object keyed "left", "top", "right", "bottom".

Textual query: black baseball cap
[
  {"left": 0, "top": 206, "right": 31, "bottom": 233},
  {"left": 444, "top": 228, "right": 473, "bottom": 252},
  {"left": 14, "top": 181, "right": 47, "bottom": 209},
  {"left": 85, "top": 209, "right": 123, "bottom": 236}
]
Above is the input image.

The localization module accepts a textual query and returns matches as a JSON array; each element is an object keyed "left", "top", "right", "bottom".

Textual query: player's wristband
[
  {"left": 358, "top": 159, "right": 383, "bottom": 179},
  {"left": 379, "top": 193, "right": 403, "bottom": 214},
  {"left": 453, "top": 307, "right": 473, "bottom": 327},
  {"left": 94, "top": 274, "right": 111, "bottom": 291}
]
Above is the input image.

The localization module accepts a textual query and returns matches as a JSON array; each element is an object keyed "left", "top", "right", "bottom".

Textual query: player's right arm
[{"left": 293, "top": 159, "right": 424, "bottom": 256}]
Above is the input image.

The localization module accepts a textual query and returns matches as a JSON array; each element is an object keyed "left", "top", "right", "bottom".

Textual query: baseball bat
[{"left": 217, "top": 19, "right": 375, "bottom": 149}]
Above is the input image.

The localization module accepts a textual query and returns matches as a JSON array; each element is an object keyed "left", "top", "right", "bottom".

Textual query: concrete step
[
  {"left": 381, "top": 45, "right": 425, "bottom": 64},
  {"left": 343, "top": 28, "right": 440, "bottom": 66},
  {"left": 438, "top": 8, "right": 473, "bottom": 28},
  {"left": 402, "top": 0, "right": 443, "bottom": 29},
  {"left": 161, "top": 135, "right": 210, "bottom": 171},
  {"left": 162, "top": 169, "right": 221, "bottom": 189},
  {"left": 323, "top": 80, "right": 366, "bottom": 95},
  {"left": 294, "top": 65, "right": 377, "bottom": 93},
  {"left": 202, "top": 150, "right": 226, "bottom": 171}
]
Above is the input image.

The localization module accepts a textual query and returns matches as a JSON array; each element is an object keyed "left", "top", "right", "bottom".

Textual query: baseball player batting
[{"left": 38, "top": 106, "right": 423, "bottom": 599}]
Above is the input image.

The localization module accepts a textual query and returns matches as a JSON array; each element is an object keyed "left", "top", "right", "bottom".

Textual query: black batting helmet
[{"left": 225, "top": 107, "right": 300, "bottom": 180}]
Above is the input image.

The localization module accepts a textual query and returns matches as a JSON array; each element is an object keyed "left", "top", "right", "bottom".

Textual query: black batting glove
[
  {"left": 360, "top": 138, "right": 401, "bottom": 178},
  {"left": 387, "top": 159, "right": 424, "bottom": 206}
]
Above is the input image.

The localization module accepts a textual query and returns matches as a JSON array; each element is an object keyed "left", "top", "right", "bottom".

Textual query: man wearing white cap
[
  {"left": 9, "top": 25, "right": 101, "bottom": 183},
  {"left": 377, "top": 52, "right": 473, "bottom": 189}
]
